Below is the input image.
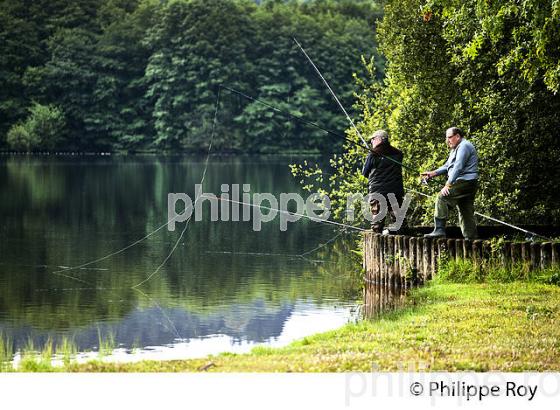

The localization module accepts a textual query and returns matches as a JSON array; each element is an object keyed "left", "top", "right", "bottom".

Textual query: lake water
[{"left": 0, "top": 155, "right": 361, "bottom": 363}]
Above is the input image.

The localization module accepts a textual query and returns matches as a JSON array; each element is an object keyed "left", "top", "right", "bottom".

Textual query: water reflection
[
  {"left": 0, "top": 155, "right": 360, "bottom": 361},
  {"left": 363, "top": 283, "right": 407, "bottom": 319}
]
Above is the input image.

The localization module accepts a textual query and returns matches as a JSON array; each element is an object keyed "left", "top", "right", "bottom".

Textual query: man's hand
[
  {"left": 440, "top": 185, "right": 450, "bottom": 196},
  {"left": 421, "top": 171, "right": 436, "bottom": 180}
]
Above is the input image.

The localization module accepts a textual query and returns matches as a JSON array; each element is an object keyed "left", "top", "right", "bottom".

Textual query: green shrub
[
  {"left": 6, "top": 103, "right": 65, "bottom": 151},
  {"left": 436, "top": 257, "right": 560, "bottom": 285},
  {"left": 6, "top": 123, "right": 36, "bottom": 151}
]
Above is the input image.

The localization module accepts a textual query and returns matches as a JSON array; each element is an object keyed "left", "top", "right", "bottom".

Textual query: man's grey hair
[
  {"left": 446, "top": 127, "right": 463, "bottom": 137},
  {"left": 371, "top": 129, "right": 389, "bottom": 143}
]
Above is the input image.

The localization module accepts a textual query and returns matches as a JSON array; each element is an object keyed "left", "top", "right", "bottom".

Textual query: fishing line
[
  {"left": 406, "top": 189, "right": 551, "bottom": 240},
  {"left": 293, "top": 38, "right": 551, "bottom": 241},
  {"left": 131, "top": 88, "right": 221, "bottom": 289},
  {"left": 205, "top": 227, "right": 354, "bottom": 262},
  {"left": 52, "top": 272, "right": 93, "bottom": 286},
  {"left": 50, "top": 217, "right": 182, "bottom": 275},
  {"left": 293, "top": 38, "right": 370, "bottom": 150},
  {"left": 132, "top": 288, "right": 182, "bottom": 342},
  {"left": 208, "top": 195, "right": 366, "bottom": 232},
  {"left": 220, "top": 85, "right": 345, "bottom": 141},
  {"left": 298, "top": 228, "right": 349, "bottom": 257},
  {"left": 0, "top": 262, "right": 107, "bottom": 271},
  {"left": 34, "top": 287, "right": 117, "bottom": 292},
  {"left": 220, "top": 84, "right": 418, "bottom": 173}
]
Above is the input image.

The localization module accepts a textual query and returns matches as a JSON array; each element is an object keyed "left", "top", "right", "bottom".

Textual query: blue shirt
[{"left": 435, "top": 138, "right": 478, "bottom": 185}]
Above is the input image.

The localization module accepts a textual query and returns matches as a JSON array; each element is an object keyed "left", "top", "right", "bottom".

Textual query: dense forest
[
  {"left": 295, "top": 0, "right": 560, "bottom": 225},
  {"left": 2, "top": 0, "right": 559, "bottom": 223},
  {"left": 0, "top": 0, "right": 382, "bottom": 154}
]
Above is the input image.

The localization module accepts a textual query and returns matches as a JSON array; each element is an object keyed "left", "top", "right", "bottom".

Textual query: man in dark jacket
[{"left": 361, "top": 130, "right": 405, "bottom": 233}]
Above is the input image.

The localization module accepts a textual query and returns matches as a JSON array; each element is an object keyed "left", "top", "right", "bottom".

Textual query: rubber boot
[{"left": 424, "top": 218, "right": 446, "bottom": 238}]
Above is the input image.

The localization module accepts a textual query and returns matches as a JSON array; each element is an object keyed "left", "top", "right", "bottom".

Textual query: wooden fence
[{"left": 363, "top": 232, "right": 560, "bottom": 289}]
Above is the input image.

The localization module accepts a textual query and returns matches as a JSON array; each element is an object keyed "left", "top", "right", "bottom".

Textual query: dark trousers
[
  {"left": 434, "top": 179, "right": 478, "bottom": 239},
  {"left": 369, "top": 193, "right": 405, "bottom": 233}
]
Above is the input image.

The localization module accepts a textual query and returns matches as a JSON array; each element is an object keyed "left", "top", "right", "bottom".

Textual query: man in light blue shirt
[{"left": 421, "top": 127, "right": 479, "bottom": 240}]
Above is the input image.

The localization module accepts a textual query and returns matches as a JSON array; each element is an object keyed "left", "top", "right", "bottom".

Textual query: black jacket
[{"left": 362, "top": 143, "right": 404, "bottom": 197}]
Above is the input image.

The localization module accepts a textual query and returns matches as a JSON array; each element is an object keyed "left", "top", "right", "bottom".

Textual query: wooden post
[
  {"left": 423, "top": 238, "right": 430, "bottom": 282},
  {"left": 437, "top": 238, "right": 447, "bottom": 263},
  {"left": 472, "top": 240, "right": 483, "bottom": 265},
  {"left": 384, "top": 235, "right": 390, "bottom": 286},
  {"left": 370, "top": 233, "right": 375, "bottom": 280},
  {"left": 401, "top": 235, "right": 408, "bottom": 287},
  {"left": 552, "top": 242, "right": 560, "bottom": 268},
  {"left": 393, "top": 235, "right": 400, "bottom": 287},
  {"left": 463, "top": 240, "right": 472, "bottom": 259},
  {"left": 540, "top": 243, "right": 552, "bottom": 270},
  {"left": 380, "top": 234, "right": 385, "bottom": 283},
  {"left": 510, "top": 242, "right": 521, "bottom": 266},
  {"left": 497, "top": 241, "right": 508, "bottom": 268},
  {"left": 520, "top": 241, "right": 531, "bottom": 271},
  {"left": 370, "top": 234, "right": 376, "bottom": 280},
  {"left": 455, "top": 239, "right": 464, "bottom": 260},
  {"left": 521, "top": 242, "right": 530, "bottom": 261},
  {"left": 408, "top": 236, "right": 418, "bottom": 286},
  {"left": 365, "top": 232, "right": 369, "bottom": 270},
  {"left": 398, "top": 235, "right": 406, "bottom": 288},
  {"left": 363, "top": 233, "right": 368, "bottom": 271},
  {"left": 482, "top": 240, "right": 491, "bottom": 262},
  {"left": 409, "top": 237, "right": 417, "bottom": 286},
  {"left": 431, "top": 238, "right": 438, "bottom": 278},
  {"left": 416, "top": 238, "right": 424, "bottom": 284},
  {"left": 530, "top": 242, "right": 540, "bottom": 271},
  {"left": 387, "top": 235, "right": 393, "bottom": 286},
  {"left": 402, "top": 235, "right": 409, "bottom": 289},
  {"left": 447, "top": 239, "right": 456, "bottom": 260},
  {"left": 379, "top": 235, "right": 385, "bottom": 285},
  {"left": 387, "top": 235, "right": 395, "bottom": 286},
  {"left": 364, "top": 233, "right": 369, "bottom": 282},
  {"left": 398, "top": 235, "right": 405, "bottom": 287},
  {"left": 471, "top": 239, "right": 482, "bottom": 265},
  {"left": 384, "top": 235, "right": 390, "bottom": 304}
]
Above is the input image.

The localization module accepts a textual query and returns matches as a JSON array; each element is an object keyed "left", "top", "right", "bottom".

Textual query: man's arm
[
  {"left": 362, "top": 153, "right": 375, "bottom": 177},
  {"left": 434, "top": 158, "right": 449, "bottom": 177}
]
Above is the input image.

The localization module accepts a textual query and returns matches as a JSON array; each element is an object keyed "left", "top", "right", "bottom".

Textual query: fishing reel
[{"left": 525, "top": 233, "right": 536, "bottom": 242}]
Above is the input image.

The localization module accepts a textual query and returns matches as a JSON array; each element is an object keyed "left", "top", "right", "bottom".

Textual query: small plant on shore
[
  {"left": 57, "top": 337, "right": 77, "bottom": 366},
  {"left": 97, "top": 328, "right": 116, "bottom": 358},
  {"left": 0, "top": 333, "right": 14, "bottom": 372},
  {"left": 19, "top": 338, "right": 56, "bottom": 372}
]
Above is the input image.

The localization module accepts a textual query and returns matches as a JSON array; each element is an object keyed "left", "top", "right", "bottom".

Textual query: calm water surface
[{"left": 0, "top": 155, "right": 361, "bottom": 362}]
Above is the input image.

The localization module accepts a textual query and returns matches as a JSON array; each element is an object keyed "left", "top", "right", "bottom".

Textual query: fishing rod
[
  {"left": 220, "top": 85, "right": 344, "bottom": 141},
  {"left": 219, "top": 84, "right": 420, "bottom": 174},
  {"left": 406, "top": 189, "right": 551, "bottom": 241},
  {"left": 292, "top": 37, "right": 552, "bottom": 242},
  {"left": 292, "top": 38, "right": 370, "bottom": 150}
]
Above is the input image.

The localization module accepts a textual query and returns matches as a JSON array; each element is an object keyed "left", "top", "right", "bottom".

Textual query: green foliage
[
  {"left": 0, "top": 0, "right": 382, "bottom": 153},
  {"left": 6, "top": 124, "right": 36, "bottom": 151},
  {"left": 97, "top": 328, "right": 116, "bottom": 357},
  {"left": 0, "top": 333, "right": 14, "bottom": 372},
  {"left": 297, "top": 0, "right": 560, "bottom": 226},
  {"left": 436, "top": 256, "right": 560, "bottom": 285},
  {"left": 6, "top": 103, "right": 65, "bottom": 151}
]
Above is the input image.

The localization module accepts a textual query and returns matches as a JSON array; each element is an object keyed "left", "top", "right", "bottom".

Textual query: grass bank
[{"left": 52, "top": 278, "right": 559, "bottom": 372}]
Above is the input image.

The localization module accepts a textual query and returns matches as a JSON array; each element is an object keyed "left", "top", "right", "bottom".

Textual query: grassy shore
[{"left": 50, "top": 278, "right": 559, "bottom": 372}]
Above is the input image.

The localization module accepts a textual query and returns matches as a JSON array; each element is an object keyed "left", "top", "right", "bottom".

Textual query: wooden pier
[{"left": 363, "top": 232, "right": 560, "bottom": 289}]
